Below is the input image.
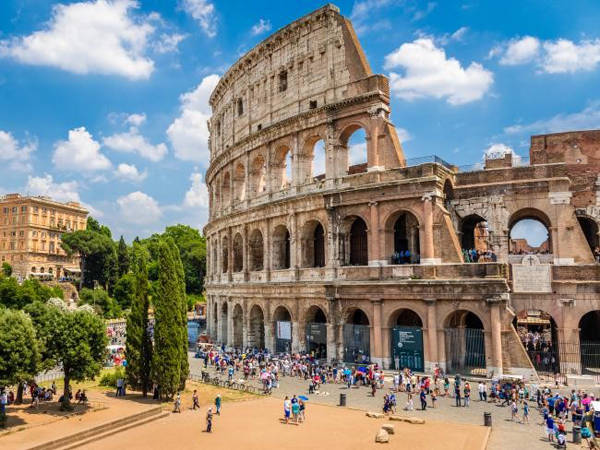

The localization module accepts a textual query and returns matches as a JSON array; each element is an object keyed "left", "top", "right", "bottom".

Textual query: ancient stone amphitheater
[{"left": 204, "top": 4, "right": 600, "bottom": 379}]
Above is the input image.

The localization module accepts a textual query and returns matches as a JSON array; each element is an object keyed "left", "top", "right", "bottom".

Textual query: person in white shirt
[{"left": 478, "top": 382, "right": 487, "bottom": 401}]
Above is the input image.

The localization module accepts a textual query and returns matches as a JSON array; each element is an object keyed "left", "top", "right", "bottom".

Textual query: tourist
[
  {"left": 420, "top": 388, "right": 427, "bottom": 410},
  {"left": 546, "top": 414, "right": 555, "bottom": 443},
  {"left": 299, "top": 399, "right": 306, "bottom": 422},
  {"left": 478, "top": 381, "right": 486, "bottom": 401},
  {"left": 522, "top": 401, "right": 529, "bottom": 424},
  {"left": 291, "top": 398, "right": 300, "bottom": 424},
  {"left": 443, "top": 377, "right": 450, "bottom": 397},
  {"left": 192, "top": 390, "right": 200, "bottom": 410},
  {"left": 510, "top": 399, "right": 518, "bottom": 421},
  {"left": 116, "top": 377, "right": 124, "bottom": 397},
  {"left": 1, "top": 389, "right": 7, "bottom": 417},
  {"left": 283, "top": 396, "right": 291, "bottom": 424},
  {"left": 454, "top": 383, "right": 461, "bottom": 407},
  {"left": 215, "top": 393, "right": 222, "bottom": 415},
  {"left": 173, "top": 392, "right": 182, "bottom": 413},
  {"left": 463, "top": 382, "right": 471, "bottom": 407},
  {"left": 206, "top": 407, "right": 213, "bottom": 432},
  {"left": 431, "top": 389, "right": 437, "bottom": 408}
]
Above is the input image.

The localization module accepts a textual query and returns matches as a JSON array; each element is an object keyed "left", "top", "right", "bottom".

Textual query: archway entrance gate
[
  {"left": 444, "top": 311, "right": 486, "bottom": 374},
  {"left": 390, "top": 309, "right": 424, "bottom": 371},
  {"left": 343, "top": 309, "right": 370, "bottom": 364},
  {"left": 305, "top": 306, "right": 327, "bottom": 360}
]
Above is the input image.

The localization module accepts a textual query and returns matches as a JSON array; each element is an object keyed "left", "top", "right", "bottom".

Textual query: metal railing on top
[{"left": 403, "top": 155, "right": 455, "bottom": 170}]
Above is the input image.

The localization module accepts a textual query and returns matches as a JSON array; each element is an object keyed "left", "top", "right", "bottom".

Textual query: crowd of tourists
[
  {"left": 391, "top": 250, "right": 420, "bottom": 265},
  {"left": 462, "top": 248, "right": 497, "bottom": 263}
]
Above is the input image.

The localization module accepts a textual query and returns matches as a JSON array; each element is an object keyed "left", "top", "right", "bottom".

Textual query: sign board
[
  {"left": 512, "top": 257, "right": 552, "bottom": 293},
  {"left": 306, "top": 323, "right": 326, "bottom": 344},
  {"left": 391, "top": 327, "right": 424, "bottom": 372},
  {"left": 277, "top": 321, "right": 292, "bottom": 340}
]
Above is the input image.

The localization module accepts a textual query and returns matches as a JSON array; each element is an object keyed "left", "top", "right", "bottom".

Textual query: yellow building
[{"left": 0, "top": 193, "right": 88, "bottom": 281}]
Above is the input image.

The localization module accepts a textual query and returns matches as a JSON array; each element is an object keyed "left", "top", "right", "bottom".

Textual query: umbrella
[{"left": 298, "top": 395, "right": 309, "bottom": 401}]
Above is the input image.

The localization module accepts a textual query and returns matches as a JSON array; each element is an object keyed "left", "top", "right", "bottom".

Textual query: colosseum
[{"left": 204, "top": 4, "right": 600, "bottom": 380}]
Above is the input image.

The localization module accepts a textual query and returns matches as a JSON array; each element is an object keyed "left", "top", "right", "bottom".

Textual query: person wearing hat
[{"left": 206, "top": 407, "right": 213, "bottom": 432}]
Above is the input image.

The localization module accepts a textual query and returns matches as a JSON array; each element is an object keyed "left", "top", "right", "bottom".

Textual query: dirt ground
[{"left": 83, "top": 396, "right": 490, "bottom": 450}]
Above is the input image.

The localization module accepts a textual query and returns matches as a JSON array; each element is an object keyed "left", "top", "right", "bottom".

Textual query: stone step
[{"left": 27, "top": 405, "right": 164, "bottom": 450}]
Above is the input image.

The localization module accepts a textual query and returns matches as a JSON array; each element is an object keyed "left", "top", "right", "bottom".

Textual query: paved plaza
[{"left": 189, "top": 354, "right": 593, "bottom": 450}]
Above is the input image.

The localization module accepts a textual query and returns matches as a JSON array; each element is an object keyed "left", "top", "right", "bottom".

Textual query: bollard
[
  {"left": 573, "top": 426, "right": 582, "bottom": 444},
  {"left": 484, "top": 412, "right": 492, "bottom": 427},
  {"left": 340, "top": 393, "right": 347, "bottom": 407}
]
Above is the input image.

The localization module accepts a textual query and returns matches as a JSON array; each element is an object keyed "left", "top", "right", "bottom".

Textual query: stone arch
[
  {"left": 347, "top": 216, "right": 368, "bottom": 266},
  {"left": 300, "top": 219, "right": 326, "bottom": 268},
  {"left": 31, "top": 266, "right": 36, "bottom": 273},
  {"left": 272, "top": 224, "right": 291, "bottom": 269},
  {"left": 343, "top": 307, "right": 371, "bottom": 363},
  {"left": 250, "top": 154, "right": 266, "bottom": 195},
  {"left": 513, "top": 309, "right": 560, "bottom": 374},
  {"left": 232, "top": 303, "right": 243, "bottom": 348},
  {"left": 444, "top": 309, "right": 486, "bottom": 374},
  {"left": 305, "top": 305, "right": 328, "bottom": 359},
  {"left": 300, "top": 135, "right": 326, "bottom": 182},
  {"left": 272, "top": 144, "right": 293, "bottom": 190},
  {"left": 384, "top": 209, "right": 421, "bottom": 264},
  {"left": 232, "top": 233, "right": 243, "bottom": 272},
  {"left": 221, "top": 236, "right": 229, "bottom": 273},
  {"left": 273, "top": 305, "right": 293, "bottom": 353},
  {"left": 508, "top": 208, "right": 552, "bottom": 255},
  {"left": 460, "top": 214, "right": 489, "bottom": 253},
  {"left": 247, "top": 304, "right": 265, "bottom": 349},
  {"left": 576, "top": 215, "right": 599, "bottom": 257},
  {"left": 248, "top": 229, "right": 264, "bottom": 271},
  {"left": 339, "top": 123, "right": 369, "bottom": 174},
  {"left": 389, "top": 308, "right": 425, "bottom": 371},
  {"left": 220, "top": 302, "right": 229, "bottom": 344},
  {"left": 389, "top": 308, "right": 424, "bottom": 328},
  {"left": 578, "top": 310, "right": 600, "bottom": 374},
  {"left": 233, "top": 162, "right": 246, "bottom": 201}
]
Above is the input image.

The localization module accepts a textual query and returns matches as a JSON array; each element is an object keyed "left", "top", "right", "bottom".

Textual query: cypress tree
[
  {"left": 151, "top": 240, "right": 181, "bottom": 400},
  {"left": 117, "top": 236, "right": 130, "bottom": 277},
  {"left": 165, "top": 237, "right": 189, "bottom": 391},
  {"left": 125, "top": 245, "right": 152, "bottom": 397}
]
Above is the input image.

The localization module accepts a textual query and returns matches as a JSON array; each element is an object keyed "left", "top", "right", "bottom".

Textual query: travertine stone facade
[
  {"left": 204, "top": 5, "right": 600, "bottom": 378},
  {"left": 0, "top": 193, "right": 88, "bottom": 281}
]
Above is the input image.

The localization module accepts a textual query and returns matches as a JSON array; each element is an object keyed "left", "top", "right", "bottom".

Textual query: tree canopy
[{"left": 0, "top": 309, "right": 39, "bottom": 387}]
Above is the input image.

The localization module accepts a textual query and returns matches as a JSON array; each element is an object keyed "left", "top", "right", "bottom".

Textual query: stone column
[
  {"left": 243, "top": 225, "right": 249, "bottom": 281},
  {"left": 368, "top": 201, "right": 383, "bottom": 266},
  {"left": 264, "top": 320, "right": 274, "bottom": 353},
  {"left": 326, "top": 207, "right": 339, "bottom": 267},
  {"left": 425, "top": 299, "right": 439, "bottom": 372},
  {"left": 244, "top": 152, "right": 250, "bottom": 206},
  {"left": 367, "top": 118, "right": 380, "bottom": 171},
  {"left": 292, "top": 132, "right": 301, "bottom": 189},
  {"left": 420, "top": 193, "right": 439, "bottom": 264},
  {"left": 371, "top": 299, "right": 383, "bottom": 366},
  {"left": 226, "top": 298, "right": 234, "bottom": 347},
  {"left": 265, "top": 219, "right": 272, "bottom": 281},
  {"left": 227, "top": 227, "right": 233, "bottom": 282},
  {"left": 326, "top": 322, "right": 336, "bottom": 363},
  {"left": 381, "top": 326, "right": 391, "bottom": 369},
  {"left": 487, "top": 297, "right": 503, "bottom": 376},
  {"left": 216, "top": 298, "right": 223, "bottom": 344}
]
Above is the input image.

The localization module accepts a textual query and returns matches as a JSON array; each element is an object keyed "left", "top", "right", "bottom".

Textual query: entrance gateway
[
  {"left": 276, "top": 320, "right": 291, "bottom": 353},
  {"left": 305, "top": 323, "right": 327, "bottom": 359},
  {"left": 391, "top": 326, "right": 424, "bottom": 371}
]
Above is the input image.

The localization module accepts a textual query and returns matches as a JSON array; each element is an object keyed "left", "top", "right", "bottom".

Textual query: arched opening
[
  {"left": 237, "top": 98, "right": 244, "bottom": 116},
  {"left": 212, "top": 301, "right": 218, "bottom": 337},
  {"left": 233, "top": 162, "right": 246, "bottom": 202},
  {"left": 579, "top": 311, "right": 600, "bottom": 374},
  {"left": 248, "top": 305, "right": 265, "bottom": 350},
  {"left": 343, "top": 126, "right": 368, "bottom": 174},
  {"left": 305, "top": 305, "right": 327, "bottom": 359},
  {"left": 390, "top": 309, "right": 424, "bottom": 371},
  {"left": 232, "top": 304, "right": 243, "bottom": 348},
  {"left": 301, "top": 220, "right": 326, "bottom": 268},
  {"left": 444, "top": 310, "right": 485, "bottom": 374},
  {"left": 221, "top": 237, "right": 229, "bottom": 273},
  {"left": 273, "top": 146, "right": 292, "bottom": 190},
  {"left": 31, "top": 266, "right": 36, "bottom": 273},
  {"left": 577, "top": 216, "right": 599, "bottom": 261},
  {"left": 248, "top": 229, "right": 264, "bottom": 271},
  {"left": 221, "top": 172, "right": 231, "bottom": 206},
  {"left": 272, "top": 225, "right": 291, "bottom": 269},
  {"left": 250, "top": 155, "right": 266, "bottom": 195},
  {"left": 443, "top": 179, "right": 454, "bottom": 210},
  {"left": 513, "top": 310, "right": 560, "bottom": 374},
  {"left": 509, "top": 209, "right": 551, "bottom": 256},
  {"left": 388, "top": 211, "right": 420, "bottom": 264},
  {"left": 312, "top": 139, "right": 326, "bottom": 180},
  {"left": 232, "top": 233, "right": 243, "bottom": 272},
  {"left": 273, "top": 306, "right": 292, "bottom": 353},
  {"left": 40, "top": 267, "right": 45, "bottom": 274},
  {"left": 461, "top": 214, "right": 490, "bottom": 261},
  {"left": 343, "top": 308, "right": 370, "bottom": 363},
  {"left": 348, "top": 217, "right": 368, "bottom": 266},
  {"left": 220, "top": 302, "right": 228, "bottom": 344}
]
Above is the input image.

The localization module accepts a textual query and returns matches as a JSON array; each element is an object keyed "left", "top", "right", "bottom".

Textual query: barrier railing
[{"left": 188, "top": 372, "right": 267, "bottom": 395}]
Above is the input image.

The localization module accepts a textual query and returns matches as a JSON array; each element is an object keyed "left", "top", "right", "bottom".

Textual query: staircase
[
  {"left": 28, "top": 406, "right": 168, "bottom": 450},
  {"left": 501, "top": 325, "right": 540, "bottom": 382}
]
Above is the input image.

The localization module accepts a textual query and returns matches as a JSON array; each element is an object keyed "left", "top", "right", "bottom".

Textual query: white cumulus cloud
[
  {"left": 53, "top": 127, "right": 112, "bottom": 171},
  {"left": 180, "top": 0, "right": 216, "bottom": 37},
  {"left": 152, "top": 33, "right": 186, "bottom": 54},
  {"left": 117, "top": 191, "right": 161, "bottom": 224},
  {"left": 26, "top": 174, "right": 80, "bottom": 203},
  {"left": 0, "top": 130, "right": 36, "bottom": 172},
  {"left": 0, "top": 0, "right": 155, "bottom": 80},
  {"left": 167, "top": 74, "right": 220, "bottom": 162},
  {"left": 104, "top": 127, "right": 167, "bottom": 162},
  {"left": 183, "top": 172, "right": 209, "bottom": 207},
  {"left": 384, "top": 38, "right": 493, "bottom": 105},
  {"left": 251, "top": 19, "right": 271, "bottom": 36},
  {"left": 505, "top": 101, "right": 600, "bottom": 135},
  {"left": 542, "top": 39, "right": 600, "bottom": 74},
  {"left": 115, "top": 163, "right": 147, "bottom": 182},
  {"left": 500, "top": 36, "right": 540, "bottom": 65}
]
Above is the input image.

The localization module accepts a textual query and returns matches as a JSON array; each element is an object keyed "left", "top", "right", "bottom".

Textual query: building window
[
  {"left": 278, "top": 71, "right": 288, "bottom": 92},
  {"left": 21, "top": 206, "right": 27, "bottom": 212},
  {"left": 12, "top": 207, "right": 17, "bottom": 213},
  {"left": 33, "top": 206, "right": 38, "bottom": 213},
  {"left": 309, "top": 100, "right": 318, "bottom": 109},
  {"left": 237, "top": 98, "right": 244, "bottom": 116}
]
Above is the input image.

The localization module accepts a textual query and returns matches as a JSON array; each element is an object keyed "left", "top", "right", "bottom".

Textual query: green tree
[
  {"left": 125, "top": 245, "right": 152, "bottom": 396},
  {"left": 151, "top": 240, "right": 181, "bottom": 400},
  {"left": 117, "top": 236, "right": 130, "bottom": 277},
  {"left": 1, "top": 262, "right": 12, "bottom": 277},
  {"left": 113, "top": 274, "right": 136, "bottom": 310},
  {"left": 87, "top": 217, "right": 112, "bottom": 238},
  {"left": 79, "top": 288, "right": 121, "bottom": 318},
  {"left": 0, "top": 309, "right": 39, "bottom": 389},
  {"left": 61, "top": 229, "right": 116, "bottom": 290}
]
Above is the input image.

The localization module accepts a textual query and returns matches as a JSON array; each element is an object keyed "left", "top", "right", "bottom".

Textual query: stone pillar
[
  {"left": 242, "top": 307, "right": 249, "bottom": 350},
  {"left": 367, "top": 118, "right": 381, "bottom": 171},
  {"left": 264, "top": 320, "right": 274, "bottom": 353},
  {"left": 227, "top": 227, "right": 233, "bottom": 282},
  {"left": 226, "top": 299, "right": 234, "bottom": 347},
  {"left": 244, "top": 152, "right": 250, "bottom": 205},
  {"left": 265, "top": 219, "right": 272, "bottom": 281},
  {"left": 216, "top": 298, "right": 223, "bottom": 344},
  {"left": 557, "top": 323, "right": 581, "bottom": 375},
  {"left": 292, "top": 132, "right": 301, "bottom": 189},
  {"left": 371, "top": 299, "right": 383, "bottom": 366},
  {"left": 437, "top": 326, "right": 447, "bottom": 372},
  {"left": 326, "top": 322, "right": 336, "bottom": 363},
  {"left": 425, "top": 299, "right": 439, "bottom": 372},
  {"left": 368, "top": 201, "right": 383, "bottom": 266},
  {"left": 420, "top": 193, "right": 439, "bottom": 264},
  {"left": 381, "top": 326, "right": 391, "bottom": 369},
  {"left": 487, "top": 297, "right": 503, "bottom": 376},
  {"left": 243, "top": 225, "right": 249, "bottom": 281},
  {"left": 326, "top": 207, "right": 339, "bottom": 267}
]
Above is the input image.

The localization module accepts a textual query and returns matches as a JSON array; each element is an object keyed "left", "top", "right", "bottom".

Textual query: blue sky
[{"left": 1, "top": 0, "right": 600, "bottom": 241}]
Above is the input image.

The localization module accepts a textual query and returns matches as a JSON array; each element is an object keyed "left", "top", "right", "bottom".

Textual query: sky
[{"left": 1, "top": 0, "right": 600, "bottom": 242}]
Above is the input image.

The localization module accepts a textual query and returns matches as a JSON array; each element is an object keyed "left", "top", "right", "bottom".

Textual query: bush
[{"left": 99, "top": 366, "right": 126, "bottom": 388}]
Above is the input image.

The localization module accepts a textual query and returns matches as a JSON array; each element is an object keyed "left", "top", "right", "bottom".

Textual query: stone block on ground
[
  {"left": 375, "top": 428, "right": 389, "bottom": 443},
  {"left": 366, "top": 412, "right": 384, "bottom": 418},
  {"left": 406, "top": 417, "right": 425, "bottom": 424},
  {"left": 381, "top": 423, "right": 395, "bottom": 434}
]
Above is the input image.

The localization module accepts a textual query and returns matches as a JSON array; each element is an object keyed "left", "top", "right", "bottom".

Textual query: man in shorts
[{"left": 283, "top": 396, "right": 291, "bottom": 424}]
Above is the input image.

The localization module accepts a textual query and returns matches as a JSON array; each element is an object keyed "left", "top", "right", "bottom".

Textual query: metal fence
[
  {"left": 188, "top": 372, "right": 266, "bottom": 395},
  {"left": 444, "top": 328, "right": 486, "bottom": 374},
  {"left": 343, "top": 324, "right": 370, "bottom": 364}
]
